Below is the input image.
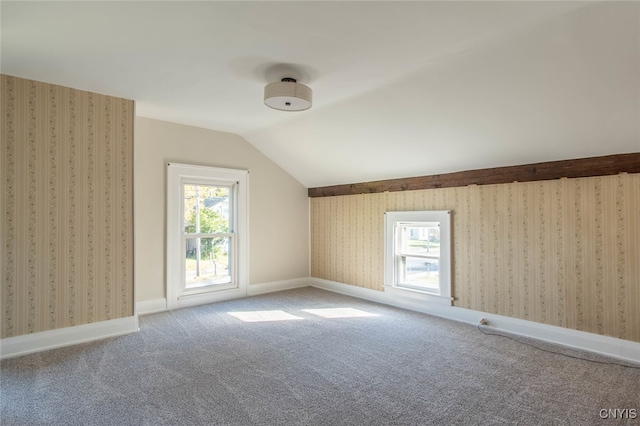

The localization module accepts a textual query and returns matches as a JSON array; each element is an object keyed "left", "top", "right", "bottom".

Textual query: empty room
[{"left": 1, "top": 1, "right": 639, "bottom": 425}]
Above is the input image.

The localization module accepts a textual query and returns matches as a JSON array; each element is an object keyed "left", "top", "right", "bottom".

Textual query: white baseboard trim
[
  {"left": 136, "top": 298, "right": 168, "bottom": 316},
  {"left": 0, "top": 316, "right": 139, "bottom": 359},
  {"left": 247, "top": 277, "right": 310, "bottom": 296},
  {"left": 310, "top": 278, "right": 640, "bottom": 364}
]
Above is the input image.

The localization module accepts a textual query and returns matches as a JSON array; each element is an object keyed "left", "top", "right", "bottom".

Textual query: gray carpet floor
[{"left": 2, "top": 287, "right": 639, "bottom": 425}]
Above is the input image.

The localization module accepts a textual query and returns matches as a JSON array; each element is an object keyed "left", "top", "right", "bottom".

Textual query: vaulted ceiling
[{"left": 2, "top": 1, "right": 638, "bottom": 187}]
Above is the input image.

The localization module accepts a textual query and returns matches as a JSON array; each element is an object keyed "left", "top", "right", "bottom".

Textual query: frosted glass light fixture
[{"left": 264, "top": 78, "right": 312, "bottom": 111}]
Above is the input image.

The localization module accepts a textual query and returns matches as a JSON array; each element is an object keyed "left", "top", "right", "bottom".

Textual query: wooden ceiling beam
[{"left": 308, "top": 153, "right": 640, "bottom": 197}]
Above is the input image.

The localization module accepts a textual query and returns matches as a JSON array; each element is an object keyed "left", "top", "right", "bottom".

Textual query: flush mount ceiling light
[{"left": 264, "top": 78, "right": 312, "bottom": 111}]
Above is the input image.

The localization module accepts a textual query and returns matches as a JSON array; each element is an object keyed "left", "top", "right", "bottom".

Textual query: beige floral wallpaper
[
  {"left": 311, "top": 173, "right": 640, "bottom": 343},
  {"left": 1, "top": 75, "right": 134, "bottom": 339}
]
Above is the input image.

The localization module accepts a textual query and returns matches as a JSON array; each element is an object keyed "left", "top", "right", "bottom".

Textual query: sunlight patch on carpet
[
  {"left": 302, "top": 308, "right": 379, "bottom": 318},
  {"left": 228, "top": 310, "right": 304, "bottom": 322}
]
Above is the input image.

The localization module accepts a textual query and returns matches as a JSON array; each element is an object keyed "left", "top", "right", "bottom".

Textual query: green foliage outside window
[{"left": 188, "top": 208, "right": 228, "bottom": 259}]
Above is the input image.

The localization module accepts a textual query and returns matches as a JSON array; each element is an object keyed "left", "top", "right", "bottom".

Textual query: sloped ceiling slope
[{"left": 2, "top": 1, "right": 638, "bottom": 187}]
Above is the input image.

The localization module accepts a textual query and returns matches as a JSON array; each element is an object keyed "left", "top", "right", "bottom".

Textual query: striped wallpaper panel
[
  {"left": 1, "top": 75, "right": 134, "bottom": 338},
  {"left": 311, "top": 173, "right": 640, "bottom": 342}
]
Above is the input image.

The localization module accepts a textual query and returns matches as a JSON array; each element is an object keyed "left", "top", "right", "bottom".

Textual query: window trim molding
[
  {"left": 166, "top": 163, "right": 249, "bottom": 310},
  {"left": 384, "top": 210, "right": 452, "bottom": 306}
]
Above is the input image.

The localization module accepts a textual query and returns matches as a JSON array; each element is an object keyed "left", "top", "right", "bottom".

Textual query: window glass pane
[
  {"left": 400, "top": 225, "right": 440, "bottom": 256},
  {"left": 185, "top": 237, "right": 232, "bottom": 288},
  {"left": 184, "top": 185, "right": 197, "bottom": 234},
  {"left": 402, "top": 256, "right": 440, "bottom": 293},
  {"left": 184, "top": 184, "right": 230, "bottom": 235},
  {"left": 199, "top": 186, "right": 230, "bottom": 234}
]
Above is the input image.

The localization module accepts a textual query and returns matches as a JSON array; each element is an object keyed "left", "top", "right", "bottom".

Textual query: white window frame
[
  {"left": 384, "top": 210, "right": 452, "bottom": 306},
  {"left": 167, "top": 163, "right": 248, "bottom": 310}
]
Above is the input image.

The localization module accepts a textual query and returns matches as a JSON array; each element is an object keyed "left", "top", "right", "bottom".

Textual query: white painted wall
[
  {"left": 246, "top": 1, "right": 640, "bottom": 187},
  {"left": 134, "top": 117, "right": 309, "bottom": 302}
]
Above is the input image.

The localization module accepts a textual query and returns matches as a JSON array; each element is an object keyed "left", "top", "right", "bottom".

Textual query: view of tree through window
[{"left": 183, "top": 184, "right": 232, "bottom": 287}]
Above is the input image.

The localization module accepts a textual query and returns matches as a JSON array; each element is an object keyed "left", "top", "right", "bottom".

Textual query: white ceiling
[{"left": 2, "top": 1, "right": 639, "bottom": 187}]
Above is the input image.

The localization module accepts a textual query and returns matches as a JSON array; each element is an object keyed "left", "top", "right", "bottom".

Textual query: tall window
[
  {"left": 384, "top": 211, "right": 451, "bottom": 305},
  {"left": 167, "top": 163, "right": 248, "bottom": 310},
  {"left": 183, "top": 184, "right": 233, "bottom": 288}
]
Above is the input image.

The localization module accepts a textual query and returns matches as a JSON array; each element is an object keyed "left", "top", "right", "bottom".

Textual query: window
[
  {"left": 183, "top": 183, "right": 233, "bottom": 288},
  {"left": 167, "top": 163, "right": 248, "bottom": 310},
  {"left": 384, "top": 210, "right": 451, "bottom": 305}
]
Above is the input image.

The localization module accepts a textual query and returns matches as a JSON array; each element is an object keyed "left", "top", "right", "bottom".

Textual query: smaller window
[{"left": 384, "top": 211, "right": 451, "bottom": 305}]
